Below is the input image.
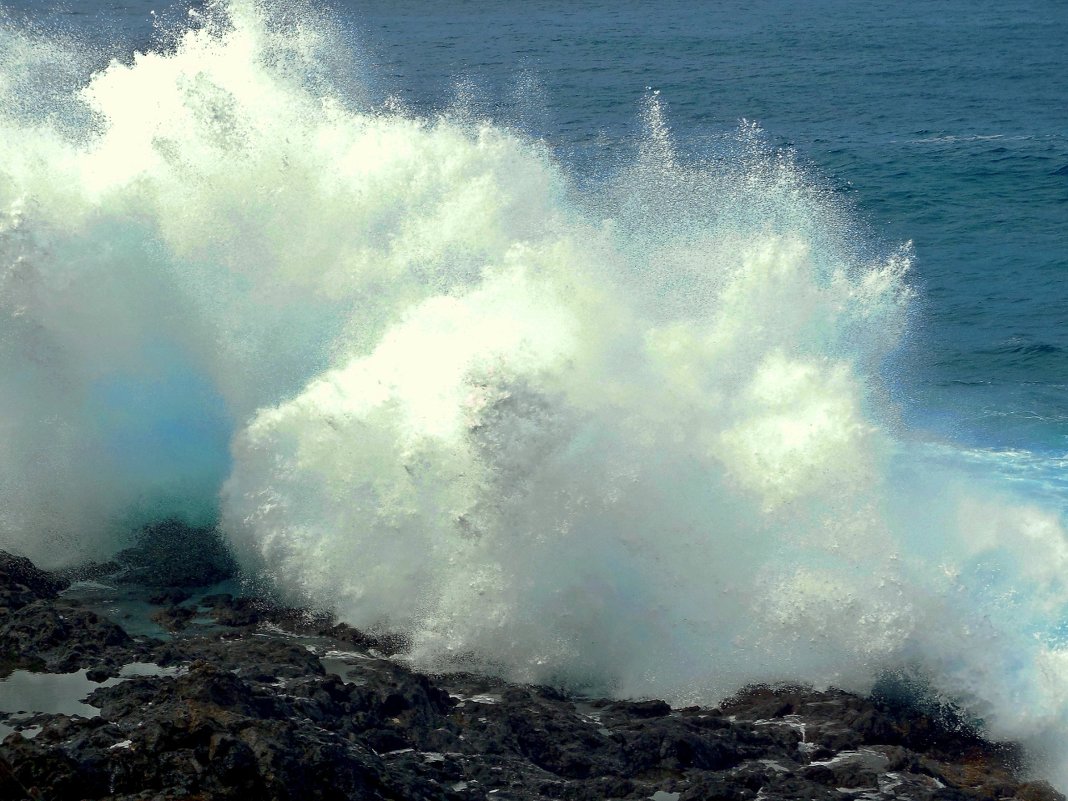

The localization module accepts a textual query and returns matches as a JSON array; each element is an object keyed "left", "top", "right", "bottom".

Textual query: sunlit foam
[{"left": 3, "top": 0, "right": 1068, "bottom": 787}]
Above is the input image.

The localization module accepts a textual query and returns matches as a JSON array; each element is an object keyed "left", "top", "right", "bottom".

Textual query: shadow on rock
[{"left": 1, "top": 550, "right": 1064, "bottom": 801}]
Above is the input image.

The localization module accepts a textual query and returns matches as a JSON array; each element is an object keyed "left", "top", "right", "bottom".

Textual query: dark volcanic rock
[
  {"left": 199, "top": 592, "right": 411, "bottom": 654},
  {"left": 7, "top": 665, "right": 388, "bottom": 801},
  {"left": 0, "top": 551, "right": 1063, "bottom": 801},
  {"left": 150, "top": 604, "right": 198, "bottom": 631},
  {"left": 0, "top": 549, "right": 69, "bottom": 614},
  {"left": 114, "top": 519, "right": 237, "bottom": 587},
  {"left": 152, "top": 633, "right": 327, "bottom": 679},
  {"left": 147, "top": 587, "right": 193, "bottom": 606},
  {"left": 0, "top": 600, "right": 149, "bottom": 676}
]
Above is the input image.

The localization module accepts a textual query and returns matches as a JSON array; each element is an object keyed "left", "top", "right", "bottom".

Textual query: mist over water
[{"left": 4, "top": 0, "right": 1068, "bottom": 784}]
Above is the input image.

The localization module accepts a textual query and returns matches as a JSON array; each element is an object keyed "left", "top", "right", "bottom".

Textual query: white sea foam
[{"left": 2, "top": 0, "right": 1068, "bottom": 786}]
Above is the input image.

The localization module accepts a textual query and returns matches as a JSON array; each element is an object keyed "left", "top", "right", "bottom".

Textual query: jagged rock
[
  {"left": 0, "top": 549, "right": 70, "bottom": 614},
  {"left": 114, "top": 519, "right": 236, "bottom": 588},
  {"left": 0, "top": 600, "right": 147, "bottom": 676},
  {"left": 204, "top": 593, "right": 268, "bottom": 627},
  {"left": 147, "top": 587, "right": 193, "bottom": 606},
  {"left": 151, "top": 633, "right": 327, "bottom": 679},
  {"left": 0, "top": 551, "right": 1064, "bottom": 801},
  {"left": 151, "top": 605, "right": 197, "bottom": 632}
]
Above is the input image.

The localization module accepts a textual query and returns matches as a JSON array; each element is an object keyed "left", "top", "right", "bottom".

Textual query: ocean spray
[{"left": 3, "top": 0, "right": 1068, "bottom": 785}]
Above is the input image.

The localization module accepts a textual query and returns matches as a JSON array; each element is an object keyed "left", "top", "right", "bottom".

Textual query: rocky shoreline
[{"left": 0, "top": 528, "right": 1062, "bottom": 801}]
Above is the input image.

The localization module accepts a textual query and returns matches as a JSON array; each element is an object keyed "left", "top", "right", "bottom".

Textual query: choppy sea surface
[{"left": 2, "top": 0, "right": 1068, "bottom": 785}]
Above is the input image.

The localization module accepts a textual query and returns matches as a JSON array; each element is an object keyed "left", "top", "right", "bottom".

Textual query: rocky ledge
[{"left": 0, "top": 536, "right": 1062, "bottom": 801}]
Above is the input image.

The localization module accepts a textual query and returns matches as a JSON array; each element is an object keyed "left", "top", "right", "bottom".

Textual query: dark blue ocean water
[
  {"left": 8, "top": 0, "right": 1065, "bottom": 455},
  {"left": 330, "top": 0, "right": 1068, "bottom": 457},
  {"left": 354, "top": 0, "right": 1068, "bottom": 456}
]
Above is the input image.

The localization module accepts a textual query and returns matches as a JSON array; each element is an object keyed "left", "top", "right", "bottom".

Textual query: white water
[{"left": 3, "top": 0, "right": 1068, "bottom": 784}]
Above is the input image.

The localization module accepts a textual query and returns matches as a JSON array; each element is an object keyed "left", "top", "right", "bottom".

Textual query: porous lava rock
[
  {"left": 0, "top": 553, "right": 1064, "bottom": 801},
  {"left": 113, "top": 519, "right": 237, "bottom": 588},
  {"left": 0, "top": 550, "right": 69, "bottom": 614}
]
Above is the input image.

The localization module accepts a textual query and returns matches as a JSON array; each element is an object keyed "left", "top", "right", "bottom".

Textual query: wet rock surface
[
  {"left": 0, "top": 548, "right": 1062, "bottom": 801},
  {"left": 0, "top": 600, "right": 148, "bottom": 678},
  {"left": 111, "top": 519, "right": 238, "bottom": 588},
  {"left": 0, "top": 552, "right": 69, "bottom": 615}
]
